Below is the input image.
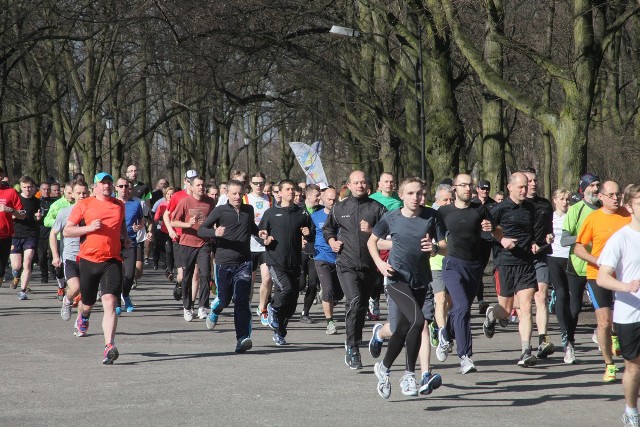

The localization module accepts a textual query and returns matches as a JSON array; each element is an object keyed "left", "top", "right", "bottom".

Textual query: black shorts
[
  {"left": 136, "top": 244, "right": 144, "bottom": 261},
  {"left": 78, "top": 258, "right": 123, "bottom": 306},
  {"left": 63, "top": 259, "right": 80, "bottom": 280},
  {"left": 587, "top": 280, "right": 614, "bottom": 310},
  {"left": 315, "top": 260, "right": 343, "bottom": 302},
  {"left": 11, "top": 237, "right": 38, "bottom": 254},
  {"left": 614, "top": 322, "right": 640, "bottom": 361},
  {"left": 173, "top": 241, "right": 184, "bottom": 268},
  {"left": 534, "top": 256, "right": 550, "bottom": 284},
  {"left": 494, "top": 264, "right": 537, "bottom": 297},
  {"left": 251, "top": 251, "right": 267, "bottom": 272}
]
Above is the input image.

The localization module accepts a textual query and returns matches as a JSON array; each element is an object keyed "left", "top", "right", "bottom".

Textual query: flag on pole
[{"left": 288, "top": 141, "right": 328, "bottom": 184}]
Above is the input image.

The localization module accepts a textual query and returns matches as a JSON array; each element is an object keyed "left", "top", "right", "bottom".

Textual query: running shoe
[
  {"left": 460, "top": 355, "right": 477, "bottom": 374},
  {"left": 478, "top": 300, "right": 489, "bottom": 316},
  {"left": 374, "top": 361, "right": 391, "bottom": 399},
  {"left": 603, "top": 364, "right": 618, "bottom": 382},
  {"left": 197, "top": 306, "right": 208, "bottom": 319},
  {"left": 132, "top": 279, "right": 138, "bottom": 289},
  {"left": 428, "top": 322, "right": 439, "bottom": 348},
  {"left": 369, "top": 323, "right": 384, "bottom": 358},
  {"left": 612, "top": 335, "right": 622, "bottom": 356},
  {"left": 18, "top": 290, "right": 28, "bottom": 300},
  {"left": 272, "top": 333, "right": 288, "bottom": 346},
  {"left": 166, "top": 270, "right": 174, "bottom": 282},
  {"left": 622, "top": 412, "right": 640, "bottom": 427},
  {"left": 517, "top": 349, "right": 537, "bottom": 367},
  {"left": 102, "top": 342, "right": 119, "bottom": 365},
  {"left": 509, "top": 308, "right": 518, "bottom": 324},
  {"left": 548, "top": 289, "right": 557, "bottom": 315},
  {"left": 400, "top": 372, "right": 418, "bottom": 396},
  {"left": 326, "top": 320, "right": 337, "bottom": 335},
  {"left": 183, "top": 308, "right": 193, "bottom": 322},
  {"left": 72, "top": 294, "right": 81, "bottom": 307},
  {"left": 11, "top": 277, "right": 19, "bottom": 289},
  {"left": 436, "top": 328, "right": 452, "bottom": 362},
  {"left": 259, "top": 308, "right": 269, "bottom": 327},
  {"left": 369, "top": 297, "right": 381, "bottom": 317},
  {"left": 267, "top": 303, "right": 277, "bottom": 329},
  {"left": 483, "top": 307, "right": 496, "bottom": 339},
  {"left": 115, "top": 306, "right": 122, "bottom": 316},
  {"left": 419, "top": 371, "right": 442, "bottom": 395},
  {"left": 345, "top": 347, "right": 362, "bottom": 370},
  {"left": 206, "top": 311, "right": 218, "bottom": 330},
  {"left": 564, "top": 343, "right": 576, "bottom": 364},
  {"left": 592, "top": 330, "right": 601, "bottom": 351},
  {"left": 561, "top": 333, "right": 568, "bottom": 350},
  {"left": 74, "top": 315, "right": 89, "bottom": 337},
  {"left": 235, "top": 337, "right": 252, "bottom": 353},
  {"left": 366, "top": 310, "right": 380, "bottom": 321},
  {"left": 536, "top": 339, "right": 555, "bottom": 359},
  {"left": 60, "top": 296, "right": 72, "bottom": 321},
  {"left": 124, "top": 297, "right": 135, "bottom": 313},
  {"left": 57, "top": 288, "right": 65, "bottom": 301},
  {"left": 300, "top": 314, "right": 316, "bottom": 324}
]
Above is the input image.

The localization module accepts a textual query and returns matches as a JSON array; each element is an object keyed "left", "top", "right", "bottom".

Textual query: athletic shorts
[
  {"left": 173, "top": 242, "right": 184, "bottom": 268},
  {"left": 251, "top": 251, "right": 266, "bottom": 272},
  {"left": 615, "top": 322, "right": 640, "bottom": 361},
  {"left": 11, "top": 237, "right": 37, "bottom": 254},
  {"left": 388, "top": 283, "right": 428, "bottom": 333},
  {"left": 315, "top": 260, "right": 343, "bottom": 302},
  {"left": 136, "top": 244, "right": 144, "bottom": 261},
  {"left": 63, "top": 259, "right": 80, "bottom": 280},
  {"left": 494, "top": 264, "right": 537, "bottom": 297},
  {"left": 534, "top": 256, "right": 550, "bottom": 284},
  {"left": 587, "top": 279, "right": 614, "bottom": 310},
  {"left": 422, "top": 285, "right": 435, "bottom": 322},
  {"left": 78, "top": 258, "right": 123, "bottom": 306},
  {"left": 429, "top": 270, "right": 446, "bottom": 294}
]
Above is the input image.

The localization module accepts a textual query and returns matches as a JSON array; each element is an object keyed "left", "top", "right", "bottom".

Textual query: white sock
[{"left": 626, "top": 406, "right": 639, "bottom": 416}]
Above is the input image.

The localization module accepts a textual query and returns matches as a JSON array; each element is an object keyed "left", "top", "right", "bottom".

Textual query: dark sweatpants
[
  {"left": 443, "top": 256, "right": 483, "bottom": 358},
  {"left": 476, "top": 241, "right": 492, "bottom": 302},
  {"left": 300, "top": 253, "right": 319, "bottom": 314},
  {"left": 213, "top": 261, "right": 252, "bottom": 340},
  {"left": 270, "top": 266, "right": 300, "bottom": 338},
  {"left": 337, "top": 265, "right": 377, "bottom": 349},
  {"left": 181, "top": 244, "right": 211, "bottom": 310}
]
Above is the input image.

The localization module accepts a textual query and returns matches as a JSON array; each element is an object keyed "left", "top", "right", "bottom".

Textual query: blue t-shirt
[
  {"left": 311, "top": 209, "right": 336, "bottom": 264},
  {"left": 124, "top": 199, "right": 144, "bottom": 245}
]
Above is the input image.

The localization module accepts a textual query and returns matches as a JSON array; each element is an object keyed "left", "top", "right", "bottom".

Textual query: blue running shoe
[
  {"left": 74, "top": 315, "right": 89, "bottom": 337},
  {"left": 273, "top": 333, "right": 287, "bottom": 346},
  {"left": 18, "top": 290, "right": 28, "bottom": 300},
  {"left": 115, "top": 306, "right": 122, "bottom": 316},
  {"left": 548, "top": 289, "right": 557, "bottom": 315},
  {"left": 369, "top": 323, "right": 384, "bottom": 358},
  {"left": 206, "top": 311, "right": 219, "bottom": 330},
  {"left": 124, "top": 297, "right": 134, "bottom": 313},
  {"left": 419, "top": 371, "right": 442, "bottom": 395},
  {"left": 267, "top": 303, "right": 278, "bottom": 330},
  {"left": 235, "top": 337, "right": 253, "bottom": 353}
]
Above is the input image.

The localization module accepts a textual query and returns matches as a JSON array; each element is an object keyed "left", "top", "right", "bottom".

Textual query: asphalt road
[{"left": 0, "top": 268, "right": 626, "bottom": 427}]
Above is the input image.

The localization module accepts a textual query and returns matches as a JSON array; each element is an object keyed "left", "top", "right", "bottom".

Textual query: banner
[{"left": 288, "top": 141, "right": 328, "bottom": 184}]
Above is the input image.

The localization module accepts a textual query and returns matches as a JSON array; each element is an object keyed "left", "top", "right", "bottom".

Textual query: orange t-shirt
[
  {"left": 576, "top": 208, "right": 630, "bottom": 279},
  {"left": 67, "top": 196, "right": 125, "bottom": 263}
]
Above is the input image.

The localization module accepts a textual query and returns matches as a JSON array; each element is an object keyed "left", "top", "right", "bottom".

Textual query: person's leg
[
  {"left": 587, "top": 280, "right": 615, "bottom": 365},
  {"left": 38, "top": 238, "right": 49, "bottom": 282},
  {"left": 196, "top": 246, "right": 211, "bottom": 309},
  {"left": 337, "top": 266, "right": 361, "bottom": 348},
  {"left": 316, "top": 261, "right": 336, "bottom": 322},
  {"left": 476, "top": 242, "right": 491, "bottom": 308},
  {"left": 120, "top": 247, "right": 136, "bottom": 307},
  {"left": 0, "top": 237, "right": 11, "bottom": 280},
  {"left": 258, "top": 260, "right": 272, "bottom": 311},
  {"left": 20, "top": 248, "right": 36, "bottom": 290},
  {"left": 164, "top": 234, "right": 174, "bottom": 276},
  {"left": 549, "top": 257, "right": 569, "bottom": 338},
  {"left": 302, "top": 256, "right": 319, "bottom": 319},
  {"left": 516, "top": 288, "right": 536, "bottom": 348},
  {"left": 567, "top": 273, "right": 587, "bottom": 342},
  {"left": 443, "top": 258, "right": 480, "bottom": 359},
  {"left": 181, "top": 246, "right": 197, "bottom": 311},
  {"left": 231, "top": 262, "right": 253, "bottom": 339},
  {"left": 269, "top": 266, "right": 296, "bottom": 339},
  {"left": 10, "top": 249, "right": 23, "bottom": 288},
  {"left": 623, "top": 357, "right": 640, "bottom": 417},
  {"left": 354, "top": 269, "right": 376, "bottom": 345},
  {"left": 100, "top": 259, "right": 123, "bottom": 347}
]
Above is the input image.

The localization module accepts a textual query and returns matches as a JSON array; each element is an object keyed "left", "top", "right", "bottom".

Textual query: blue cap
[{"left": 94, "top": 172, "right": 114, "bottom": 183}]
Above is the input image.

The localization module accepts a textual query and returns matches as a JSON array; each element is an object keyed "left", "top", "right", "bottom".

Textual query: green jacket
[{"left": 43, "top": 197, "right": 72, "bottom": 228}]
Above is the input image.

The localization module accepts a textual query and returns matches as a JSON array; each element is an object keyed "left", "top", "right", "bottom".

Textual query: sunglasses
[{"left": 251, "top": 181, "right": 265, "bottom": 186}]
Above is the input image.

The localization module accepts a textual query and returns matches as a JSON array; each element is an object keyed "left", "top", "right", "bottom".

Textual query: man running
[
  {"left": 11, "top": 176, "right": 41, "bottom": 299},
  {"left": 198, "top": 180, "right": 259, "bottom": 353},
  {"left": 471, "top": 179, "right": 497, "bottom": 315},
  {"left": 0, "top": 168, "right": 23, "bottom": 286},
  {"left": 323, "top": 171, "right": 386, "bottom": 369},
  {"left": 597, "top": 183, "right": 640, "bottom": 427},
  {"left": 575, "top": 180, "right": 630, "bottom": 382},
  {"left": 64, "top": 172, "right": 131, "bottom": 364},
  {"left": 368, "top": 177, "right": 446, "bottom": 399},
  {"left": 299, "top": 184, "right": 323, "bottom": 323}
]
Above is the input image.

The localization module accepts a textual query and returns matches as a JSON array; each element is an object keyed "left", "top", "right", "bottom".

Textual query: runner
[
  {"left": 152, "top": 186, "right": 175, "bottom": 281},
  {"left": 44, "top": 182, "right": 74, "bottom": 297},
  {"left": 323, "top": 171, "right": 386, "bottom": 369},
  {"left": 64, "top": 172, "right": 130, "bottom": 364},
  {"left": 367, "top": 177, "right": 446, "bottom": 399},
  {"left": 299, "top": 184, "right": 323, "bottom": 323},
  {"left": 11, "top": 176, "right": 41, "bottom": 299},
  {"left": 198, "top": 179, "right": 259, "bottom": 353},
  {"left": 37, "top": 181, "right": 57, "bottom": 285},
  {"left": 50, "top": 180, "right": 89, "bottom": 321},
  {"left": 258, "top": 179, "right": 311, "bottom": 345},
  {"left": 575, "top": 180, "right": 630, "bottom": 382},
  {"left": 597, "top": 183, "right": 640, "bottom": 427},
  {"left": 0, "top": 168, "right": 23, "bottom": 286},
  {"left": 471, "top": 179, "right": 497, "bottom": 315}
]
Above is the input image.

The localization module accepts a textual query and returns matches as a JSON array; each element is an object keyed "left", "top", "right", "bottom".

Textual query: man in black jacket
[
  {"left": 322, "top": 171, "right": 386, "bottom": 369},
  {"left": 258, "top": 179, "right": 312, "bottom": 346}
]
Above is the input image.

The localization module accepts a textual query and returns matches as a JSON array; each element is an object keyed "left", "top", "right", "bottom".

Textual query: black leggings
[
  {"left": 383, "top": 282, "right": 426, "bottom": 373},
  {"left": 154, "top": 231, "right": 174, "bottom": 272},
  {"left": 549, "top": 256, "right": 585, "bottom": 343},
  {"left": 121, "top": 246, "right": 136, "bottom": 303},
  {"left": 0, "top": 237, "right": 10, "bottom": 277}
]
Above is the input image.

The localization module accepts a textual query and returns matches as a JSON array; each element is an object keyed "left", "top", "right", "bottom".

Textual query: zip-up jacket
[
  {"left": 322, "top": 195, "right": 386, "bottom": 270},
  {"left": 198, "top": 203, "right": 259, "bottom": 264},
  {"left": 259, "top": 204, "right": 311, "bottom": 271}
]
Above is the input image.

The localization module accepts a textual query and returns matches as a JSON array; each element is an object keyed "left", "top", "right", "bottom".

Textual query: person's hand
[
  {"left": 420, "top": 234, "right": 433, "bottom": 252},
  {"left": 375, "top": 260, "right": 395, "bottom": 277},
  {"left": 531, "top": 243, "right": 540, "bottom": 254},
  {"left": 215, "top": 226, "right": 226, "bottom": 237},
  {"left": 188, "top": 216, "right": 197, "bottom": 227},
  {"left": 360, "top": 220, "right": 372, "bottom": 233},
  {"left": 329, "top": 239, "right": 343, "bottom": 253},
  {"left": 300, "top": 227, "right": 310, "bottom": 236},
  {"left": 481, "top": 219, "right": 492, "bottom": 232},
  {"left": 169, "top": 229, "right": 177, "bottom": 240},
  {"left": 89, "top": 219, "right": 102, "bottom": 231},
  {"left": 546, "top": 233, "right": 554, "bottom": 244},
  {"left": 52, "top": 256, "right": 61, "bottom": 268},
  {"left": 501, "top": 237, "right": 516, "bottom": 249},
  {"left": 627, "top": 279, "right": 640, "bottom": 293}
]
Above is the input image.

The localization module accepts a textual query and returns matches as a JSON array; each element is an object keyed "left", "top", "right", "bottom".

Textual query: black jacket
[
  {"left": 322, "top": 195, "right": 386, "bottom": 270},
  {"left": 198, "top": 203, "right": 259, "bottom": 264},
  {"left": 259, "top": 204, "right": 311, "bottom": 271}
]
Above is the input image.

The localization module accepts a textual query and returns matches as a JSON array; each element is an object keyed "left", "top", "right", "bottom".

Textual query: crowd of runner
[{"left": 0, "top": 165, "right": 638, "bottom": 426}]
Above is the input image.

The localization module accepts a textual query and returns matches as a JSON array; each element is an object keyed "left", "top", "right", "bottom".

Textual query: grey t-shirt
[
  {"left": 52, "top": 205, "right": 80, "bottom": 262},
  {"left": 372, "top": 207, "right": 446, "bottom": 288}
]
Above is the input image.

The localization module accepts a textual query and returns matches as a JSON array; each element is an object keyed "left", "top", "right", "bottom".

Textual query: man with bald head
[
  {"left": 323, "top": 171, "right": 386, "bottom": 370},
  {"left": 483, "top": 172, "right": 543, "bottom": 367}
]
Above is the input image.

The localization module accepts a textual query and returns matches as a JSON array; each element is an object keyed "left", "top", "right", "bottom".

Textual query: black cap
[{"left": 478, "top": 179, "right": 491, "bottom": 189}]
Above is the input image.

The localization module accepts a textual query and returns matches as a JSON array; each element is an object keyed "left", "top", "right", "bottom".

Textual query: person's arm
[
  {"left": 597, "top": 265, "right": 640, "bottom": 293},
  {"left": 573, "top": 242, "right": 598, "bottom": 265},
  {"left": 322, "top": 206, "right": 343, "bottom": 253},
  {"left": 560, "top": 230, "right": 577, "bottom": 247},
  {"left": 49, "top": 225, "right": 62, "bottom": 267},
  {"left": 63, "top": 219, "right": 100, "bottom": 238},
  {"left": 44, "top": 201, "right": 60, "bottom": 228},
  {"left": 367, "top": 233, "right": 394, "bottom": 276},
  {"left": 377, "top": 239, "right": 392, "bottom": 250},
  {"left": 197, "top": 209, "right": 219, "bottom": 239}
]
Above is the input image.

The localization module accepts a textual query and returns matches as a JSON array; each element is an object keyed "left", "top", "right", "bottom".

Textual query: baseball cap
[
  {"left": 184, "top": 170, "right": 198, "bottom": 179},
  {"left": 318, "top": 182, "right": 329, "bottom": 191},
  {"left": 94, "top": 172, "right": 114, "bottom": 183},
  {"left": 478, "top": 179, "right": 491, "bottom": 189}
]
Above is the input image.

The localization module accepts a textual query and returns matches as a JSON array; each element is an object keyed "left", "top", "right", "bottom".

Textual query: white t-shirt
[
  {"left": 550, "top": 212, "right": 569, "bottom": 258},
  {"left": 216, "top": 194, "right": 228, "bottom": 207},
  {"left": 245, "top": 193, "right": 272, "bottom": 252},
  {"left": 598, "top": 225, "right": 640, "bottom": 324}
]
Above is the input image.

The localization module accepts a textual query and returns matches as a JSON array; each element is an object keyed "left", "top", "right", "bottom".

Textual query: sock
[
  {"left": 538, "top": 334, "right": 547, "bottom": 345},
  {"left": 404, "top": 370, "right": 415, "bottom": 377},
  {"left": 326, "top": 318, "right": 333, "bottom": 324},
  {"left": 380, "top": 363, "right": 390, "bottom": 373},
  {"left": 626, "top": 406, "right": 639, "bottom": 416},
  {"left": 522, "top": 341, "right": 530, "bottom": 353}
]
